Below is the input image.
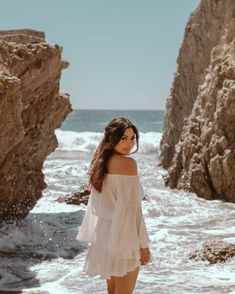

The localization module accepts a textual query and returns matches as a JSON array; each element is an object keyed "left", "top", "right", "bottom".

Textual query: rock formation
[
  {"left": 0, "top": 29, "right": 72, "bottom": 221},
  {"left": 57, "top": 185, "right": 91, "bottom": 206},
  {"left": 190, "top": 239, "right": 235, "bottom": 264},
  {"left": 160, "top": 0, "right": 235, "bottom": 201}
]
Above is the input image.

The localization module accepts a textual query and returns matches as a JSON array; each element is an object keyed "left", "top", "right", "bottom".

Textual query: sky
[{"left": 0, "top": 0, "right": 200, "bottom": 110}]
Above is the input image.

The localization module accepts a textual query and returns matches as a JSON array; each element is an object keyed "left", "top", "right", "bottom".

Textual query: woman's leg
[{"left": 106, "top": 267, "right": 140, "bottom": 294}]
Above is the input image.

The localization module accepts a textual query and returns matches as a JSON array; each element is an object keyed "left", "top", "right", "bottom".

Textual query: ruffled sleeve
[
  {"left": 76, "top": 193, "right": 98, "bottom": 243},
  {"left": 137, "top": 207, "right": 150, "bottom": 248}
]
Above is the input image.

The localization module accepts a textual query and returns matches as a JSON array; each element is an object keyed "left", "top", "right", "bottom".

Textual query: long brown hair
[{"left": 88, "top": 117, "right": 139, "bottom": 192}]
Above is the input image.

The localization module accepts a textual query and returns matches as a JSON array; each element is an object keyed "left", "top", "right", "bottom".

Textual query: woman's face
[{"left": 114, "top": 127, "right": 136, "bottom": 156}]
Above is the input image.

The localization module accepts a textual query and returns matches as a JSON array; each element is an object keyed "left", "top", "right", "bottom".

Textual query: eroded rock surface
[
  {"left": 0, "top": 29, "right": 72, "bottom": 221},
  {"left": 190, "top": 239, "right": 235, "bottom": 264},
  {"left": 57, "top": 185, "right": 91, "bottom": 206},
  {"left": 160, "top": 0, "right": 235, "bottom": 201}
]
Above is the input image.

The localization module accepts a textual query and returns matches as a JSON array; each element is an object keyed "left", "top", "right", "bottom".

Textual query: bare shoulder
[
  {"left": 107, "top": 154, "right": 138, "bottom": 176},
  {"left": 122, "top": 157, "right": 137, "bottom": 175}
]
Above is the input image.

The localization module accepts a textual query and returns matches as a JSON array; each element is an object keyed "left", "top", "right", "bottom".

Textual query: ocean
[{"left": 0, "top": 109, "right": 235, "bottom": 294}]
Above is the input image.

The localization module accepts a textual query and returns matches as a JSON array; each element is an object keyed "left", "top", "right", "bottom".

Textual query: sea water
[{"left": 0, "top": 109, "right": 235, "bottom": 294}]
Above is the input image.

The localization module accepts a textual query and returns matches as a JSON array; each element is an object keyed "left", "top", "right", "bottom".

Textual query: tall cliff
[
  {"left": 0, "top": 29, "right": 72, "bottom": 221},
  {"left": 160, "top": 0, "right": 235, "bottom": 201}
]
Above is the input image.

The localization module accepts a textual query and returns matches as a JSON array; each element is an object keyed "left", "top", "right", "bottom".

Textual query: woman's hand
[{"left": 140, "top": 247, "right": 150, "bottom": 265}]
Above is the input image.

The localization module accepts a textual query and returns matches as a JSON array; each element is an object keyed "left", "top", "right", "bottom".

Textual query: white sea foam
[
  {"left": 139, "top": 132, "right": 162, "bottom": 154},
  {"left": 55, "top": 129, "right": 162, "bottom": 154},
  {"left": 55, "top": 130, "right": 103, "bottom": 153}
]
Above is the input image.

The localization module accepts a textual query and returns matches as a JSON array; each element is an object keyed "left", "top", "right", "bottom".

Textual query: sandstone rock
[
  {"left": 160, "top": 0, "right": 235, "bottom": 201},
  {"left": 58, "top": 185, "right": 91, "bottom": 206},
  {"left": 160, "top": 0, "right": 235, "bottom": 168},
  {"left": 0, "top": 29, "right": 45, "bottom": 44},
  {"left": 0, "top": 29, "right": 72, "bottom": 221},
  {"left": 190, "top": 239, "right": 235, "bottom": 264}
]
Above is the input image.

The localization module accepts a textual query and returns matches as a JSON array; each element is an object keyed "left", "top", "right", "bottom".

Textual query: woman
[{"left": 77, "top": 117, "right": 151, "bottom": 294}]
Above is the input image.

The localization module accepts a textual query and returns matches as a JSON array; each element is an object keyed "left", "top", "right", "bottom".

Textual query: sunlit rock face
[
  {"left": 160, "top": 0, "right": 235, "bottom": 201},
  {"left": 0, "top": 29, "right": 72, "bottom": 221}
]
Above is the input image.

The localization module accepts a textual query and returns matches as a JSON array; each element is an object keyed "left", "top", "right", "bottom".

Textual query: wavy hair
[{"left": 88, "top": 117, "right": 139, "bottom": 192}]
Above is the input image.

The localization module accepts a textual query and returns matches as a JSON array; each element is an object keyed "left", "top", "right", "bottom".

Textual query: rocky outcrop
[
  {"left": 160, "top": 0, "right": 235, "bottom": 201},
  {"left": 57, "top": 185, "right": 91, "bottom": 206},
  {"left": 190, "top": 239, "right": 235, "bottom": 264},
  {"left": 0, "top": 29, "right": 45, "bottom": 43},
  {"left": 0, "top": 29, "right": 72, "bottom": 221}
]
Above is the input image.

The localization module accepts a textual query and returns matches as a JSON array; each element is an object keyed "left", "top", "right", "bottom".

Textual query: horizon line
[{"left": 71, "top": 108, "right": 165, "bottom": 111}]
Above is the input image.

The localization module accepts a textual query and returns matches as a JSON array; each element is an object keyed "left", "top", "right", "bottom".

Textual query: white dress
[{"left": 76, "top": 174, "right": 150, "bottom": 279}]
